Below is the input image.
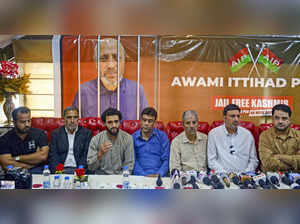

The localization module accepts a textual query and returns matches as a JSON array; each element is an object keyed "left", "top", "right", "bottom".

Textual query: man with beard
[
  {"left": 87, "top": 108, "right": 134, "bottom": 174},
  {"left": 170, "top": 110, "right": 207, "bottom": 172},
  {"left": 207, "top": 104, "right": 258, "bottom": 173},
  {"left": 0, "top": 107, "right": 49, "bottom": 174},
  {"left": 259, "top": 104, "right": 300, "bottom": 172},
  {"left": 72, "top": 38, "right": 148, "bottom": 120},
  {"left": 132, "top": 107, "right": 170, "bottom": 177},
  {"left": 48, "top": 106, "right": 92, "bottom": 174}
]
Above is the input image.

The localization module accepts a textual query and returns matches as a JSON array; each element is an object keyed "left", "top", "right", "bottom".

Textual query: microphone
[
  {"left": 156, "top": 174, "right": 163, "bottom": 187},
  {"left": 188, "top": 175, "right": 196, "bottom": 185},
  {"left": 211, "top": 175, "right": 220, "bottom": 184},
  {"left": 253, "top": 173, "right": 270, "bottom": 189},
  {"left": 172, "top": 175, "right": 181, "bottom": 189},
  {"left": 229, "top": 172, "right": 240, "bottom": 185},
  {"left": 220, "top": 173, "right": 230, "bottom": 188},
  {"left": 281, "top": 175, "right": 293, "bottom": 186},
  {"left": 266, "top": 172, "right": 280, "bottom": 187},
  {"left": 192, "top": 183, "right": 199, "bottom": 189},
  {"left": 287, "top": 173, "right": 300, "bottom": 182}
]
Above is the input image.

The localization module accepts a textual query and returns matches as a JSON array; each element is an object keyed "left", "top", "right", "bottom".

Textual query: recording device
[
  {"left": 252, "top": 173, "right": 272, "bottom": 189},
  {"left": 266, "top": 172, "right": 280, "bottom": 187},
  {"left": 1, "top": 167, "right": 32, "bottom": 189},
  {"left": 287, "top": 173, "right": 300, "bottom": 182},
  {"left": 229, "top": 172, "right": 240, "bottom": 185},
  {"left": 290, "top": 183, "right": 300, "bottom": 189},
  {"left": 211, "top": 174, "right": 220, "bottom": 184},
  {"left": 282, "top": 173, "right": 293, "bottom": 186},
  {"left": 211, "top": 181, "right": 225, "bottom": 189},
  {"left": 188, "top": 175, "right": 196, "bottom": 185},
  {"left": 220, "top": 173, "right": 230, "bottom": 188},
  {"left": 173, "top": 175, "right": 181, "bottom": 189},
  {"left": 198, "top": 172, "right": 211, "bottom": 186},
  {"left": 156, "top": 175, "right": 163, "bottom": 187}
]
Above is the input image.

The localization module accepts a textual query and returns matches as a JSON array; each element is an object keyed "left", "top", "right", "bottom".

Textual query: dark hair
[
  {"left": 223, "top": 104, "right": 241, "bottom": 116},
  {"left": 141, "top": 107, "right": 157, "bottom": 120},
  {"left": 63, "top": 106, "right": 79, "bottom": 117},
  {"left": 12, "top": 106, "right": 31, "bottom": 121},
  {"left": 182, "top": 110, "right": 198, "bottom": 122},
  {"left": 101, "top": 108, "right": 122, "bottom": 123},
  {"left": 272, "top": 104, "right": 292, "bottom": 117}
]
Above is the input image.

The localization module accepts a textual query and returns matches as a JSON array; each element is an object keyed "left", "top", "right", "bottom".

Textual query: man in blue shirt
[{"left": 132, "top": 107, "right": 170, "bottom": 177}]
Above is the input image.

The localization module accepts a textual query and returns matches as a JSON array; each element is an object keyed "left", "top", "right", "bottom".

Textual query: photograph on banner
[
  {"left": 158, "top": 36, "right": 300, "bottom": 124},
  {"left": 61, "top": 35, "right": 158, "bottom": 120}
]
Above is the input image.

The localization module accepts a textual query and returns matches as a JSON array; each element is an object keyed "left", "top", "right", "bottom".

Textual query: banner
[
  {"left": 61, "top": 35, "right": 300, "bottom": 124},
  {"left": 210, "top": 96, "right": 293, "bottom": 116}
]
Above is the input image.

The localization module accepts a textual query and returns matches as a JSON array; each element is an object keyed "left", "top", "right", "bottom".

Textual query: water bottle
[
  {"left": 42, "top": 165, "right": 51, "bottom": 189},
  {"left": 53, "top": 175, "right": 61, "bottom": 189},
  {"left": 122, "top": 166, "right": 130, "bottom": 189},
  {"left": 63, "top": 176, "right": 72, "bottom": 189}
]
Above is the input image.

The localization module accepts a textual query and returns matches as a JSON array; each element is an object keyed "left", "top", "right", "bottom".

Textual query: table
[
  {"left": 32, "top": 174, "right": 294, "bottom": 190},
  {"left": 32, "top": 174, "right": 171, "bottom": 189}
]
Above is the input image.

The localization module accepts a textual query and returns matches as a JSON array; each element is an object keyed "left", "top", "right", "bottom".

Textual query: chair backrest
[
  {"left": 210, "top": 120, "right": 258, "bottom": 142},
  {"left": 166, "top": 121, "right": 210, "bottom": 142},
  {"left": 121, "top": 120, "right": 166, "bottom": 135}
]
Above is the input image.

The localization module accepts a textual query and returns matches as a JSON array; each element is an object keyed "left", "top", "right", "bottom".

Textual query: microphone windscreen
[
  {"left": 282, "top": 176, "right": 293, "bottom": 186},
  {"left": 216, "top": 182, "right": 225, "bottom": 189},
  {"left": 156, "top": 175, "right": 163, "bottom": 187},
  {"left": 192, "top": 183, "right": 199, "bottom": 189},
  {"left": 270, "top": 176, "right": 279, "bottom": 185},
  {"left": 203, "top": 177, "right": 211, "bottom": 186},
  {"left": 181, "top": 176, "right": 187, "bottom": 186},
  {"left": 232, "top": 176, "right": 240, "bottom": 185},
  {"left": 189, "top": 176, "right": 196, "bottom": 185},
  {"left": 173, "top": 183, "right": 181, "bottom": 189},
  {"left": 211, "top": 175, "right": 219, "bottom": 184}
]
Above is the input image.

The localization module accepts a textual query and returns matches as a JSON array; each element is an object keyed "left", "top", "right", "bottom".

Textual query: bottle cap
[
  {"left": 65, "top": 176, "right": 70, "bottom": 180},
  {"left": 123, "top": 166, "right": 129, "bottom": 170},
  {"left": 7, "top": 165, "right": 13, "bottom": 169},
  {"left": 54, "top": 175, "right": 59, "bottom": 179},
  {"left": 44, "top": 165, "right": 49, "bottom": 169}
]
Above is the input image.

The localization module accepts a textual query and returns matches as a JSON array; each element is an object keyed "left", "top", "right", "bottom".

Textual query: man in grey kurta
[{"left": 87, "top": 108, "right": 134, "bottom": 174}]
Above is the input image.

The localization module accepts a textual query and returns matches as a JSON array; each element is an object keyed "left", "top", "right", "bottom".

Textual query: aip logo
[{"left": 228, "top": 43, "right": 283, "bottom": 75}]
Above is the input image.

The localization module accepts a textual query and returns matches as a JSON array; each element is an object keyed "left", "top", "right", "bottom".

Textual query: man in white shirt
[
  {"left": 207, "top": 104, "right": 258, "bottom": 173},
  {"left": 49, "top": 106, "right": 92, "bottom": 174}
]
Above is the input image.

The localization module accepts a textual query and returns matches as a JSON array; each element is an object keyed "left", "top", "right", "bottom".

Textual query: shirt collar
[
  {"left": 65, "top": 125, "right": 78, "bottom": 135},
  {"left": 183, "top": 131, "right": 206, "bottom": 143},
  {"left": 272, "top": 126, "right": 293, "bottom": 139},
  {"left": 222, "top": 124, "right": 239, "bottom": 136},
  {"left": 137, "top": 128, "right": 157, "bottom": 140}
]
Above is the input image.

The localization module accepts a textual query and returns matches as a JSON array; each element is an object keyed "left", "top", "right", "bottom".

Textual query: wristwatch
[{"left": 15, "top": 156, "right": 20, "bottom": 161}]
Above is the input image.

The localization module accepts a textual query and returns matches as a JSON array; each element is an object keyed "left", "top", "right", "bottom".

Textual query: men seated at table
[
  {"left": 170, "top": 110, "right": 207, "bottom": 172},
  {"left": 259, "top": 104, "right": 300, "bottom": 173},
  {"left": 87, "top": 108, "right": 134, "bottom": 174},
  {"left": 132, "top": 107, "right": 170, "bottom": 177},
  {"left": 207, "top": 104, "right": 258, "bottom": 173},
  {"left": 0, "top": 106, "right": 49, "bottom": 174},
  {"left": 48, "top": 106, "right": 93, "bottom": 174}
]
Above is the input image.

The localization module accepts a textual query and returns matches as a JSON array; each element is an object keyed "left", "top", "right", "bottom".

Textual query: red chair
[
  {"left": 210, "top": 120, "right": 259, "bottom": 145},
  {"left": 121, "top": 120, "right": 166, "bottom": 135},
  {"left": 166, "top": 121, "right": 210, "bottom": 142}
]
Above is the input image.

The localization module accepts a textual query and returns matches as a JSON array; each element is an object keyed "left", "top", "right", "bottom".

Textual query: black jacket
[{"left": 48, "top": 125, "right": 92, "bottom": 173}]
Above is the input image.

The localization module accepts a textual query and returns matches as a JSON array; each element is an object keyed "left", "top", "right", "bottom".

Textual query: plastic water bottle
[
  {"left": 42, "top": 165, "right": 51, "bottom": 189},
  {"left": 63, "top": 176, "right": 72, "bottom": 189},
  {"left": 53, "top": 175, "right": 61, "bottom": 189},
  {"left": 122, "top": 166, "right": 130, "bottom": 189}
]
